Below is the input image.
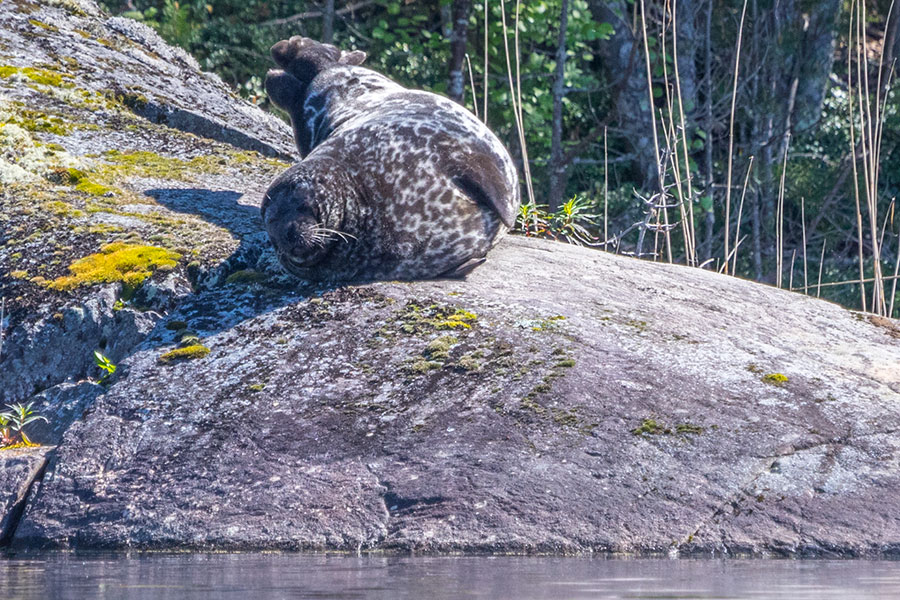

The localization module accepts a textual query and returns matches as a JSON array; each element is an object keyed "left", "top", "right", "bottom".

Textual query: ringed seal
[{"left": 262, "top": 36, "right": 520, "bottom": 281}]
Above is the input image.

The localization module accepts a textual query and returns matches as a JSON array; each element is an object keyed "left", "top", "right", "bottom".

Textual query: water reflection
[{"left": 0, "top": 553, "right": 898, "bottom": 599}]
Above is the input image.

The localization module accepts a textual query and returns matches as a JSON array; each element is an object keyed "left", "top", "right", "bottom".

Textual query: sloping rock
[
  {"left": 0, "top": 447, "right": 51, "bottom": 544},
  {"left": 0, "top": 0, "right": 293, "bottom": 402},
  {"left": 3, "top": 0, "right": 900, "bottom": 557},
  {"left": 11, "top": 236, "right": 900, "bottom": 556}
]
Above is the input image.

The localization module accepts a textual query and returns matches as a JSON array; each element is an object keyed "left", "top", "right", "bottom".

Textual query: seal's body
[{"left": 262, "top": 37, "right": 519, "bottom": 281}]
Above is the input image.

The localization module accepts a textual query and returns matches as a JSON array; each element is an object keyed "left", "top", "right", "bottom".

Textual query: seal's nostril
[{"left": 285, "top": 223, "right": 300, "bottom": 244}]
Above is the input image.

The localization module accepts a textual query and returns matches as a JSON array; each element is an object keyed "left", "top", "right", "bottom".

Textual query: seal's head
[{"left": 261, "top": 160, "right": 355, "bottom": 279}]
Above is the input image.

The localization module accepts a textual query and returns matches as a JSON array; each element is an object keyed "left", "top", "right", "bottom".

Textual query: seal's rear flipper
[
  {"left": 265, "top": 69, "right": 306, "bottom": 113},
  {"left": 439, "top": 256, "right": 486, "bottom": 279}
]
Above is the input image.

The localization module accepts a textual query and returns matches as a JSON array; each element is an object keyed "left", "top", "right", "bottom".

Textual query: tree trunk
[
  {"left": 322, "top": 0, "right": 335, "bottom": 44},
  {"left": 793, "top": 0, "right": 841, "bottom": 132},
  {"left": 548, "top": 0, "right": 571, "bottom": 212},
  {"left": 447, "top": 0, "right": 472, "bottom": 104},
  {"left": 588, "top": 0, "right": 659, "bottom": 189}
]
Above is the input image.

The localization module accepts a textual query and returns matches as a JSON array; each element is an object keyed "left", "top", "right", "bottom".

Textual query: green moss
[
  {"left": 555, "top": 358, "right": 576, "bottom": 368},
  {"left": 9, "top": 109, "right": 72, "bottom": 135},
  {"left": 520, "top": 396, "right": 546, "bottom": 414},
  {"left": 762, "top": 373, "right": 789, "bottom": 386},
  {"left": 10, "top": 270, "right": 29, "bottom": 279},
  {"left": 675, "top": 423, "right": 704, "bottom": 435},
  {"left": 435, "top": 309, "right": 478, "bottom": 330},
  {"left": 66, "top": 168, "right": 114, "bottom": 196},
  {"left": 42, "top": 200, "right": 84, "bottom": 218},
  {"left": 103, "top": 149, "right": 228, "bottom": 179},
  {"left": 225, "top": 269, "right": 268, "bottom": 285},
  {"left": 0, "top": 66, "right": 72, "bottom": 87},
  {"left": 625, "top": 319, "right": 648, "bottom": 332},
  {"left": 424, "top": 335, "right": 458, "bottom": 361},
  {"left": 552, "top": 408, "right": 581, "bottom": 428},
  {"left": 87, "top": 223, "right": 124, "bottom": 235},
  {"left": 390, "top": 302, "right": 479, "bottom": 336},
  {"left": 457, "top": 353, "right": 482, "bottom": 371},
  {"left": 248, "top": 383, "right": 266, "bottom": 392},
  {"left": 158, "top": 344, "right": 210, "bottom": 364},
  {"left": 633, "top": 418, "right": 704, "bottom": 436},
  {"left": 632, "top": 418, "right": 671, "bottom": 436},
  {"left": 28, "top": 19, "right": 59, "bottom": 32},
  {"left": 534, "top": 382, "right": 554, "bottom": 394},
  {"left": 177, "top": 332, "right": 200, "bottom": 347},
  {"left": 406, "top": 358, "right": 442, "bottom": 374},
  {"left": 528, "top": 315, "right": 566, "bottom": 332},
  {"left": 166, "top": 320, "right": 188, "bottom": 331},
  {"left": 47, "top": 242, "right": 181, "bottom": 293}
]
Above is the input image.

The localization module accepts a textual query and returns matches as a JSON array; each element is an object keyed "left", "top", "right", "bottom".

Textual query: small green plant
[
  {"left": 1, "top": 402, "right": 49, "bottom": 447},
  {"left": 0, "top": 412, "right": 15, "bottom": 447},
  {"left": 93, "top": 350, "right": 117, "bottom": 383},
  {"left": 515, "top": 196, "right": 600, "bottom": 246}
]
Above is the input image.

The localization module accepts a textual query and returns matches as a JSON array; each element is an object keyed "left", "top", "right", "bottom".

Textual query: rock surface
[{"left": 3, "top": 0, "right": 900, "bottom": 557}]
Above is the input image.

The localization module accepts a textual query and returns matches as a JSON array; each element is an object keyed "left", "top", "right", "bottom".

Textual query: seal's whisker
[{"left": 310, "top": 226, "right": 358, "bottom": 243}]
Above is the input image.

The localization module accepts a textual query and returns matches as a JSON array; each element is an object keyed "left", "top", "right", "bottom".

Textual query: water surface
[{"left": 1, "top": 553, "right": 899, "bottom": 599}]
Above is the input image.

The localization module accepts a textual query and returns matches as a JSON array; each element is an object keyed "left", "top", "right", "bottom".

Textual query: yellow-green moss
[
  {"left": 675, "top": 423, "right": 704, "bottom": 435},
  {"left": 389, "top": 302, "right": 479, "bottom": 336},
  {"left": 424, "top": 335, "right": 458, "bottom": 361},
  {"left": 435, "top": 309, "right": 478, "bottom": 330},
  {"left": 0, "top": 66, "right": 73, "bottom": 87},
  {"left": 225, "top": 269, "right": 268, "bottom": 285},
  {"left": 632, "top": 418, "right": 704, "bottom": 436},
  {"left": 762, "top": 373, "right": 789, "bottom": 386},
  {"left": 28, "top": 19, "right": 59, "bottom": 32},
  {"left": 47, "top": 242, "right": 181, "bottom": 292},
  {"left": 406, "top": 358, "right": 443, "bottom": 374},
  {"left": 7, "top": 109, "right": 72, "bottom": 135},
  {"left": 87, "top": 223, "right": 124, "bottom": 235},
  {"left": 65, "top": 168, "right": 114, "bottom": 196},
  {"left": 527, "top": 315, "right": 566, "bottom": 332},
  {"left": 103, "top": 149, "right": 228, "bottom": 179},
  {"left": 158, "top": 344, "right": 210, "bottom": 364},
  {"left": 457, "top": 353, "right": 482, "bottom": 371},
  {"left": 632, "top": 418, "right": 670, "bottom": 436},
  {"left": 42, "top": 200, "right": 84, "bottom": 218}
]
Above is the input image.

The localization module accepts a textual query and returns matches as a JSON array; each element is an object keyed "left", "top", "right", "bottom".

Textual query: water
[{"left": 1, "top": 553, "right": 899, "bottom": 599}]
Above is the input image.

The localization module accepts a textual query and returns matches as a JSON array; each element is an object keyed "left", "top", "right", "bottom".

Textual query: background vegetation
[{"left": 99, "top": 0, "right": 900, "bottom": 316}]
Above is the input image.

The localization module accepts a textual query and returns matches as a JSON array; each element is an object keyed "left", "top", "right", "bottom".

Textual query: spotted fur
[{"left": 262, "top": 37, "right": 520, "bottom": 282}]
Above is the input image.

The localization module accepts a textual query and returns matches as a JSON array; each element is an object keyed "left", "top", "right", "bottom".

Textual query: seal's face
[{"left": 261, "top": 172, "right": 342, "bottom": 278}]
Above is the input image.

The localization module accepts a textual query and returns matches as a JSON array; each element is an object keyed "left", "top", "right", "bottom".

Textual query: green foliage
[
  {"left": 0, "top": 402, "right": 49, "bottom": 447},
  {"left": 515, "top": 196, "right": 600, "bottom": 245},
  {"left": 93, "top": 350, "right": 117, "bottom": 383}
]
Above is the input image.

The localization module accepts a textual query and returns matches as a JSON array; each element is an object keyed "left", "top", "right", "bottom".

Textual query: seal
[{"left": 261, "top": 36, "right": 520, "bottom": 281}]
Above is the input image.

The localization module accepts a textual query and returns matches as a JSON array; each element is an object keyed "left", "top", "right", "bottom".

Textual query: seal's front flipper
[{"left": 439, "top": 256, "right": 486, "bottom": 279}]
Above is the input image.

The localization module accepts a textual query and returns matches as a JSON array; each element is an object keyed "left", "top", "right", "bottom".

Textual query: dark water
[{"left": 1, "top": 553, "right": 899, "bottom": 599}]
